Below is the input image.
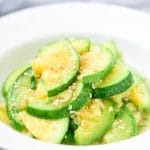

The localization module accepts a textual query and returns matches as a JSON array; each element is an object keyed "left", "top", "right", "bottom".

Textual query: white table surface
[{"left": 0, "top": 0, "right": 150, "bottom": 16}]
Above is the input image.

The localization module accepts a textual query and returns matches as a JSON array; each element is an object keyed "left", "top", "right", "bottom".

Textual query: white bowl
[{"left": 0, "top": 2, "right": 150, "bottom": 150}]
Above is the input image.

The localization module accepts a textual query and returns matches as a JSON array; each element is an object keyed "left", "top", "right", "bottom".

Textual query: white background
[{"left": 0, "top": 0, "right": 150, "bottom": 16}]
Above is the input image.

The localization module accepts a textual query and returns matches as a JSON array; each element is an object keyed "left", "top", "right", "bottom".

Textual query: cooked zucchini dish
[{"left": 1, "top": 38, "right": 150, "bottom": 145}]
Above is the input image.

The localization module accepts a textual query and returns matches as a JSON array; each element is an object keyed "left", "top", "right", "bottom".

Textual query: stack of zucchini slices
[{"left": 2, "top": 38, "right": 150, "bottom": 145}]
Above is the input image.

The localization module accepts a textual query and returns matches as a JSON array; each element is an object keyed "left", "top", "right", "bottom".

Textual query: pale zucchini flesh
[
  {"left": 129, "top": 81, "right": 150, "bottom": 111},
  {"left": 2, "top": 65, "right": 29, "bottom": 97},
  {"left": 74, "top": 99, "right": 116, "bottom": 145},
  {"left": 102, "top": 106, "right": 137, "bottom": 143},
  {"left": 18, "top": 111, "right": 69, "bottom": 143}
]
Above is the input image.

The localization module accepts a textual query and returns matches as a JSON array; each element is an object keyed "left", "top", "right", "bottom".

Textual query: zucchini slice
[
  {"left": 111, "top": 89, "right": 131, "bottom": 110},
  {"left": 7, "top": 68, "right": 35, "bottom": 131},
  {"left": 39, "top": 38, "right": 90, "bottom": 55},
  {"left": 127, "top": 71, "right": 150, "bottom": 110},
  {"left": 100, "top": 40, "right": 120, "bottom": 59},
  {"left": 79, "top": 48, "right": 114, "bottom": 84},
  {"left": 138, "top": 110, "right": 150, "bottom": 133},
  {"left": 32, "top": 39, "right": 80, "bottom": 97},
  {"left": 0, "top": 101, "right": 10, "bottom": 125},
  {"left": 129, "top": 80, "right": 150, "bottom": 111},
  {"left": 18, "top": 111, "right": 69, "bottom": 144},
  {"left": 102, "top": 106, "right": 137, "bottom": 143},
  {"left": 93, "top": 62, "right": 133, "bottom": 98},
  {"left": 74, "top": 99, "right": 116, "bottom": 145},
  {"left": 2, "top": 65, "right": 29, "bottom": 97},
  {"left": 110, "top": 70, "right": 145, "bottom": 110},
  {"left": 69, "top": 38, "right": 90, "bottom": 54},
  {"left": 126, "top": 102, "right": 142, "bottom": 125},
  {"left": 0, "top": 102, "right": 34, "bottom": 137},
  {"left": 26, "top": 82, "right": 92, "bottom": 119}
]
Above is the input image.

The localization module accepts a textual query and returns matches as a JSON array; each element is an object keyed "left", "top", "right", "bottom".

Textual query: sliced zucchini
[
  {"left": 0, "top": 101, "right": 10, "bottom": 125},
  {"left": 102, "top": 106, "right": 137, "bottom": 143},
  {"left": 69, "top": 38, "right": 90, "bottom": 54},
  {"left": 110, "top": 70, "right": 147, "bottom": 111},
  {"left": 126, "top": 102, "right": 142, "bottom": 125},
  {"left": 18, "top": 111, "right": 69, "bottom": 143},
  {"left": 129, "top": 80, "right": 150, "bottom": 111},
  {"left": 32, "top": 39, "right": 80, "bottom": 97},
  {"left": 138, "top": 110, "right": 150, "bottom": 133},
  {"left": 7, "top": 68, "right": 35, "bottom": 131},
  {"left": 26, "top": 82, "right": 92, "bottom": 119},
  {"left": 111, "top": 86, "right": 133, "bottom": 111},
  {"left": 93, "top": 62, "right": 133, "bottom": 98},
  {"left": 100, "top": 40, "right": 120, "bottom": 59},
  {"left": 0, "top": 101, "right": 34, "bottom": 137},
  {"left": 2, "top": 65, "right": 29, "bottom": 97},
  {"left": 126, "top": 70, "right": 150, "bottom": 110},
  {"left": 74, "top": 99, "right": 116, "bottom": 145},
  {"left": 62, "top": 118, "right": 78, "bottom": 144},
  {"left": 79, "top": 48, "right": 114, "bottom": 83}
]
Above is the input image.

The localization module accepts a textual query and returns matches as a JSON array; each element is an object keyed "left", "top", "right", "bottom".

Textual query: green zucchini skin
[
  {"left": 62, "top": 118, "right": 78, "bottom": 144},
  {"left": 84, "top": 41, "right": 120, "bottom": 84},
  {"left": 93, "top": 72, "right": 133, "bottom": 98},
  {"left": 2, "top": 65, "right": 29, "bottom": 97},
  {"left": 70, "top": 84, "right": 92, "bottom": 111},
  {"left": 7, "top": 89, "right": 25, "bottom": 131},
  {"left": 26, "top": 105, "right": 69, "bottom": 120},
  {"left": 26, "top": 83, "right": 92, "bottom": 119},
  {"left": 102, "top": 106, "right": 137, "bottom": 143},
  {"left": 18, "top": 111, "right": 69, "bottom": 144},
  {"left": 30, "top": 76, "right": 37, "bottom": 90},
  {"left": 81, "top": 43, "right": 116, "bottom": 84},
  {"left": 6, "top": 68, "right": 33, "bottom": 131}
]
